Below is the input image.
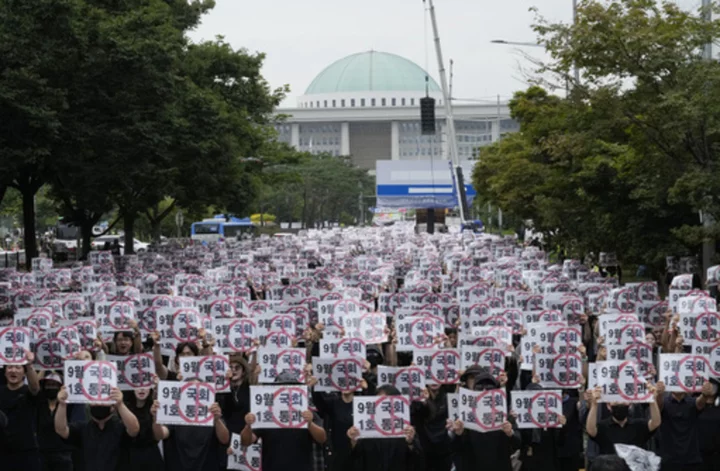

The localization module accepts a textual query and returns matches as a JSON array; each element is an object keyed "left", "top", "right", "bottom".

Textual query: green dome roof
[{"left": 305, "top": 51, "right": 441, "bottom": 95}]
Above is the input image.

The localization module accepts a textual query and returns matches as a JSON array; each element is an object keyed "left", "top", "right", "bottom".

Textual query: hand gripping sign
[
  {"left": 512, "top": 390, "right": 564, "bottom": 429},
  {"left": 250, "top": 385, "right": 309, "bottom": 429},
  {"left": 228, "top": 434, "right": 261, "bottom": 471},
  {"left": 312, "top": 356, "right": 364, "bottom": 392},
  {"left": 107, "top": 353, "right": 156, "bottom": 390},
  {"left": 64, "top": 360, "right": 118, "bottom": 405},
  {"left": 413, "top": 348, "right": 460, "bottom": 385},
  {"left": 353, "top": 395, "right": 411, "bottom": 439},
  {"left": 319, "top": 337, "right": 367, "bottom": 359},
  {"left": 659, "top": 353, "right": 710, "bottom": 393},
  {"left": 377, "top": 366, "right": 426, "bottom": 401},
  {"left": 596, "top": 360, "right": 653, "bottom": 403},
  {"left": 212, "top": 318, "right": 258, "bottom": 354},
  {"left": 535, "top": 353, "right": 583, "bottom": 389},
  {"left": 156, "top": 380, "right": 216, "bottom": 427},
  {"left": 179, "top": 355, "right": 230, "bottom": 393},
  {"left": 0, "top": 327, "right": 32, "bottom": 365},
  {"left": 396, "top": 315, "right": 444, "bottom": 352},
  {"left": 458, "top": 387, "right": 507, "bottom": 433},
  {"left": 94, "top": 301, "right": 135, "bottom": 334},
  {"left": 461, "top": 346, "right": 506, "bottom": 379},
  {"left": 257, "top": 347, "right": 306, "bottom": 384}
]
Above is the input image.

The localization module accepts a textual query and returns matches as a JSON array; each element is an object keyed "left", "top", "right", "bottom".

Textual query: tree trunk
[
  {"left": 151, "top": 218, "right": 161, "bottom": 244},
  {"left": 124, "top": 214, "right": 136, "bottom": 255},
  {"left": 0, "top": 185, "right": 6, "bottom": 209},
  {"left": 81, "top": 219, "right": 94, "bottom": 261},
  {"left": 22, "top": 187, "right": 37, "bottom": 268}
]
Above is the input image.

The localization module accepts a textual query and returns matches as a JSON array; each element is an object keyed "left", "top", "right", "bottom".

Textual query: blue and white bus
[{"left": 190, "top": 216, "right": 257, "bottom": 242}]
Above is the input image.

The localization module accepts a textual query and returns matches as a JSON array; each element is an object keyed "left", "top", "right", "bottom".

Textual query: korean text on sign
[
  {"left": 64, "top": 360, "right": 118, "bottom": 405},
  {"left": 107, "top": 354, "right": 156, "bottom": 391},
  {"left": 227, "top": 434, "right": 261, "bottom": 471},
  {"left": 511, "top": 390, "right": 563, "bottom": 429},
  {"left": 179, "top": 355, "right": 231, "bottom": 393},
  {"left": 353, "top": 395, "right": 411, "bottom": 439},
  {"left": 659, "top": 353, "right": 709, "bottom": 393},
  {"left": 250, "top": 385, "right": 309, "bottom": 429},
  {"left": 156, "top": 380, "right": 216, "bottom": 427},
  {"left": 458, "top": 387, "right": 507, "bottom": 433}
]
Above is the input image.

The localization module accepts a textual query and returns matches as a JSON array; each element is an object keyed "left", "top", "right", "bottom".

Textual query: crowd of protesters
[{"left": 0, "top": 225, "right": 719, "bottom": 471}]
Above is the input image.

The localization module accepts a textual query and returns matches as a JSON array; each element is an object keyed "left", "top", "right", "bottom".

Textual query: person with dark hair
[
  {"left": 220, "top": 355, "right": 255, "bottom": 436},
  {"left": 54, "top": 386, "right": 140, "bottom": 471},
  {"left": 449, "top": 370, "right": 519, "bottom": 471},
  {"left": 36, "top": 372, "right": 77, "bottom": 471},
  {"left": 241, "top": 371, "right": 326, "bottom": 471},
  {"left": 591, "top": 455, "right": 630, "bottom": 471},
  {"left": 118, "top": 387, "right": 164, "bottom": 470},
  {"left": 0, "top": 353, "right": 41, "bottom": 471},
  {"left": 107, "top": 327, "right": 143, "bottom": 356},
  {"left": 517, "top": 383, "right": 569, "bottom": 471},
  {"left": 151, "top": 334, "right": 200, "bottom": 381},
  {"left": 346, "top": 384, "right": 423, "bottom": 471},
  {"left": 585, "top": 386, "right": 661, "bottom": 457},
  {"left": 410, "top": 383, "right": 453, "bottom": 471}
]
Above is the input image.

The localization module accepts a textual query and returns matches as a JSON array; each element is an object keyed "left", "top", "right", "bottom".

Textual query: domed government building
[{"left": 273, "top": 51, "right": 518, "bottom": 173}]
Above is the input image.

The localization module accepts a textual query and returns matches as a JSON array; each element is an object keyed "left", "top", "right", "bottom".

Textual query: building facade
[{"left": 273, "top": 51, "right": 518, "bottom": 171}]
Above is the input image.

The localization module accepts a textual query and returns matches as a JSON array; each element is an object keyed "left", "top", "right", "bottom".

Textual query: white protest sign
[
  {"left": 376, "top": 366, "right": 426, "bottom": 401},
  {"left": 0, "top": 326, "right": 32, "bottom": 366},
  {"left": 156, "top": 380, "right": 216, "bottom": 426},
  {"left": 250, "top": 385, "right": 309, "bottom": 429},
  {"left": 256, "top": 313, "right": 296, "bottom": 348},
  {"left": 352, "top": 395, "right": 411, "bottom": 439},
  {"left": 228, "top": 434, "right": 261, "bottom": 471},
  {"left": 691, "top": 340, "right": 720, "bottom": 377},
  {"left": 340, "top": 311, "right": 387, "bottom": 344},
  {"left": 396, "top": 315, "right": 444, "bottom": 352},
  {"left": 212, "top": 318, "right": 258, "bottom": 354},
  {"left": 413, "top": 348, "right": 461, "bottom": 385},
  {"left": 34, "top": 336, "right": 77, "bottom": 371},
  {"left": 257, "top": 347, "right": 306, "bottom": 384},
  {"left": 94, "top": 301, "right": 135, "bottom": 333},
  {"left": 458, "top": 387, "right": 507, "bottom": 433},
  {"left": 157, "top": 308, "right": 203, "bottom": 356},
  {"left": 596, "top": 360, "right": 653, "bottom": 403},
  {"left": 659, "top": 353, "right": 709, "bottom": 393},
  {"left": 312, "top": 356, "right": 364, "bottom": 392},
  {"left": 605, "top": 342, "right": 653, "bottom": 375},
  {"left": 461, "top": 346, "right": 505, "bottom": 378},
  {"left": 179, "top": 355, "right": 230, "bottom": 393},
  {"left": 511, "top": 389, "right": 564, "bottom": 429},
  {"left": 535, "top": 353, "right": 583, "bottom": 389},
  {"left": 319, "top": 337, "right": 366, "bottom": 358},
  {"left": 64, "top": 360, "right": 118, "bottom": 405},
  {"left": 106, "top": 353, "right": 156, "bottom": 390},
  {"left": 447, "top": 393, "right": 460, "bottom": 421},
  {"left": 599, "top": 315, "right": 645, "bottom": 346}
]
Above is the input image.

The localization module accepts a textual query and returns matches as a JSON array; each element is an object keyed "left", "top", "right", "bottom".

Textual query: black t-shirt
[
  {"left": 659, "top": 394, "right": 701, "bottom": 464},
  {"left": 220, "top": 384, "right": 251, "bottom": 434},
  {"left": 0, "top": 384, "right": 39, "bottom": 453},
  {"left": 698, "top": 402, "right": 720, "bottom": 454},
  {"left": 312, "top": 392, "right": 353, "bottom": 470},
  {"left": 163, "top": 424, "right": 223, "bottom": 471},
  {"left": 67, "top": 415, "right": 126, "bottom": 471},
  {"left": 594, "top": 418, "right": 651, "bottom": 455},
  {"left": 255, "top": 413, "right": 323, "bottom": 471},
  {"left": 36, "top": 394, "right": 74, "bottom": 453}
]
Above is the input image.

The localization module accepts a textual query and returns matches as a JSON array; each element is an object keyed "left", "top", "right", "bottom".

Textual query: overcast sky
[{"left": 189, "top": 0, "right": 702, "bottom": 108}]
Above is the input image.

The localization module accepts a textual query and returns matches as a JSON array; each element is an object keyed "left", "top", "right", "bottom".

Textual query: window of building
[
  {"left": 381, "top": 98, "right": 386, "bottom": 106},
  {"left": 351, "top": 99, "right": 355, "bottom": 107},
  {"left": 332, "top": 100, "right": 336, "bottom": 107},
  {"left": 401, "top": 98, "right": 406, "bottom": 106},
  {"left": 324, "top": 100, "right": 327, "bottom": 107},
  {"left": 410, "top": 98, "right": 415, "bottom": 106},
  {"left": 341, "top": 99, "right": 346, "bottom": 107},
  {"left": 371, "top": 98, "right": 376, "bottom": 106},
  {"left": 392, "top": 98, "right": 396, "bottom": 106},
  {"left": 361, "top": 98, "right": 365, "bottom": 107}
]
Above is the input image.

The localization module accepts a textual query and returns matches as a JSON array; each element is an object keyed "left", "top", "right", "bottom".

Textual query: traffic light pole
[{"left": 425, "top": 0, "right": 468, "bottom": 224}]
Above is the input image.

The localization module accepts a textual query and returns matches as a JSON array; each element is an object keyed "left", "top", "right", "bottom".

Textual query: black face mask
[
  {"left": 90, "top": 406, "right": 113, "bottom": 421},
  {"left": 611, "top": 405, "right": 629, "bottom": 421},
  {"left": 43, "top": 388, "right": 59, "bottom": 400}
]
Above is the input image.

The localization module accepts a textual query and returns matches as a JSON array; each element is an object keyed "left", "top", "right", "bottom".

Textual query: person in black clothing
[
  {"left": 585, "top": 386, "right": 661, "bottom": 457},
  {"left": 0, "top": 354, "right": 41, "bottom": 471},
  {"left": 449, "top": 370, "right": 519, "bottom": 471},
  {"left": 592, "top": 455, "right": 631, "bottom": 471},
  {"left": 37, "top": 372, "right": 75, "bottom": 471},
  {"left": 118, "top": 387, "right": 164, "bottom": 471},
  {"left": 152, "top": 335, "right": 200, "bottom": 381},
  {"left": 556, "top": 389, "right": 584, "bottom": 471},
  {"left": 698, "top": 379, "right": 720, "bottom": 471},
  {"left": 241, "top": 371, "right": 327, "bottom": 471},
  {"left": 516, "top": 383, "right": 569, "bottom": 471},
  {"left": 411, "top": 384, "right": 453, "bottom": 471},
  {"left": 346, "top": 385, "right": 423, "bottom": 471},
  {"left": 220, "top": 355, "right": 253, "bottom": 436},
  {"left": 655, "top": 380, "right": 712, "bottom": 471},
  {"left": 54, "top": 385, "right": 140, "bottom": 471}
]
